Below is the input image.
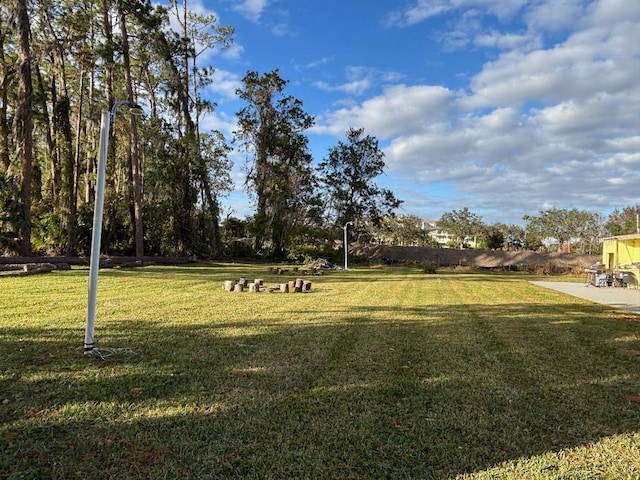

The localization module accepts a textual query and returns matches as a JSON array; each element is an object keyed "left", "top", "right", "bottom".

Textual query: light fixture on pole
[
  {"left": 84, "top": 100, "right": 143, "bottom": 355},
  {"left": 343, "top": 221, "right": 353, "bottom": 270}
]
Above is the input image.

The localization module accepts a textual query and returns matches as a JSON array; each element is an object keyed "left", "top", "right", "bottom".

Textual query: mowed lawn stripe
[{"left": 0, "top": 266, "right": 638, "bottom": 479}]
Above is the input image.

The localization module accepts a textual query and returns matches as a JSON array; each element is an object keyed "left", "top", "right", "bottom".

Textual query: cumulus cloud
[
  {"left": 473, "top": 30, "right": 541, "bottom": 51},
  {"left": 206, "top": 69, "right": 243, "bottom": 101},
  {"left": 312, "top": 66, "right": 404, "bottom": 97},
  {"left": 233, "top": 0, "right": 270, "bottom": 22},
  {"left": 314, "top": 79, "right": 373, "bottom": 96},
  {"left": 314, "top": 0, "right": 640, "bottom": 222},
  {"left": 313, "top": 84, "right": 454, "bottom": 138},
  {"left": 198, "top": 110, "right": 237, "bottom": 139},
  {"left": 387, "top": 0, "right": 527, "bottom": 28},
  {"left": 465, "top": 20, "right": 640, "bottom": 109},
  {"left": 524, "top": 0, "right": 590, "bottom": 32},
  {"left": 385, "top": 0, "right": 451, "bottom": 27},
  {"left": 221, "top": 43, "right": 245, "bottom": 61}
]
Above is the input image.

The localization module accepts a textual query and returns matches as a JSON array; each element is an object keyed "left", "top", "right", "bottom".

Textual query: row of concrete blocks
[{"left": 223, "top": 278, "right": 312, "bottom": 293}]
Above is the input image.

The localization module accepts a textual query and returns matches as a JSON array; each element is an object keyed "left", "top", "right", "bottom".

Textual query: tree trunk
[
  {"left": 0, "top": 31, "right": 11, "bottom": 172},
  {"left": 101, "top": 0, "right": 114, "bottom": 112},
  {"left": 129, "top": 119, "right": 144, "bottom": 254},
  {"left": 16, "top": 0, "right": 33, "bottom": 256},
  {"left": 33, "top": 65, "right": 54, "bottom": 204},
  {"left": 69, "top": 69, "right": 86, "bottom": 254},
  {"left": 54, "top": 95, "right": 75, "bottom": 254},
  {"left": 99, "top": 0, "right": 115, "bottom": 254},
  {"left": 117, "top": 0, "right": 144, "bottom": 258},
  {"left": 85, "top": 58, "right": 97, "bottom": 204}
]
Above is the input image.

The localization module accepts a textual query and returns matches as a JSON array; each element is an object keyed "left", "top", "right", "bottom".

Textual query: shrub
[
  {"left": 286, "top": 244, "right": 340, "bottom": 265},
  {"left": 421, "top": 261, "right": 438, "bottom": 274}
]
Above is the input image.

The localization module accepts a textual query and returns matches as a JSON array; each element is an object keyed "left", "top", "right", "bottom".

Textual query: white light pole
[
  {"left": 343, "top": 221, "right": 353, "bottom": 270},
  {"left": 84, "top": 100, "right": 142, "bottom": 355}
]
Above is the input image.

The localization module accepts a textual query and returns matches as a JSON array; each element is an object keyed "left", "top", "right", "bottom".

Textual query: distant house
[
  {"left": 601, "top": 233, "right": 640, "bottom": 284},
  {"left": 424, "top": 221, "right": 452, "bottom": 247},
  {"left": 424, "top": 221, "right": 479, "bottom": 249}
]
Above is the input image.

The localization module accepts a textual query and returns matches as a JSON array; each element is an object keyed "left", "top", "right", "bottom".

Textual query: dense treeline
[
  {"left": 0, "top": 0, "right": 401, "bottom": 260},
  {"left": 1, "top": 0, "right": 635, "bottom": 261},
  {"left": 372, "top": 205, "right": 640, "bottom": 255},
  {"left": 1, "top": 0, "right": 236, "bottom": 257}
]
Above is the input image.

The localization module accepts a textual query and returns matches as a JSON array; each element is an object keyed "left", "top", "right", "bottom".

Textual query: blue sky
[{"left": 170, "top": 0, "right": 640, "bottom": 226}]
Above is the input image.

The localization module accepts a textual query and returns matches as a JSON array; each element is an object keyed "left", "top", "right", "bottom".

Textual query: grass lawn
[{"left": 1, "top": 264, "right": 639, "bottom": 479}]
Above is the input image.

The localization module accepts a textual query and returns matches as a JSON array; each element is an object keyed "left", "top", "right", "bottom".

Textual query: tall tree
[
  {"left": 0, "top": 2, "right": 20, "bottom": 253},
  {"left": 0, "top": 0, "right": 235, "bottom": 257},
  {"left": 116, "top": 0, "right": 143, "bottom": 257},
  {"left": 126, "top": 2, "right": 196, "bottom": 254},
  {"left": 15, "top": 0, "right": 33, "bottom": 255},
  {"left": 376, "top": 214, "right": 432, "bottom": 246},
  {"left": 576, "top": 211, "right": 605, "bottom": 254},
  {"left": 605, "top": 205, "right": 640, "bottom": 236},
  {"left": 482, "top": 223, "right": 506, "bottom": 250},
  {"left": 194, "top": 130, "right": 232, "bottom": 256},
  {"left": 235, "top": 69, "right": 315, "bottom": 256},
  {"left": 318, "top": 127, "right": 402, "bottom": 232},
  {"left": 181, "top": 3, "right": 232, "bottom": 257},
  {"left": 523, "top": 208, "right": 599, "bottom": 253},
  {"left": 0, "top": 3, "right": 13, "bottom": 173},
  {"left": 437, "top": 207, "right": 484, "bottom": 249},
  {"left": 131, "top": 0, "right": 233, "bottom": 256},
  {"left": 36, "top": 0, "right": 85, "bottom": 254}
]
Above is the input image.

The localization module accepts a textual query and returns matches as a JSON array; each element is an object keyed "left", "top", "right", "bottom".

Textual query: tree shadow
[{"left": 1, "top": 297, "right": 639, "bottom": 478}]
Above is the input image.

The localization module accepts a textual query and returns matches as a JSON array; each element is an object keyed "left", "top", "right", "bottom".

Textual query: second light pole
[{"left": 343, "top": 221, "right": 353, "bottom": 270}]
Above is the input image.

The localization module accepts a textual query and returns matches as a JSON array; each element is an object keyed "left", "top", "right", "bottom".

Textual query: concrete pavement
[{"left": 531, "top": 281, "right": 640, "bottom": 314}]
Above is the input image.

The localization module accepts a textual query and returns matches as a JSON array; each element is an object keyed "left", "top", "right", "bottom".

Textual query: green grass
[{"left": 1, "top": 265, "right": 638, "bottom": 479}]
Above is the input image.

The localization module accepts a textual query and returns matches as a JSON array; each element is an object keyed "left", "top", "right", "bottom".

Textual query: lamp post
[
  {"left": 84, "top": 100, "right": 142, "bottom": 355},
  {"left": 343, "top": 221, "right": 353, "bottom": 270}
]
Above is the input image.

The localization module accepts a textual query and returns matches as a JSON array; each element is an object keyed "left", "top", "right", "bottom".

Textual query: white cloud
[
  {"left": 313, "top": 84, "right": 454, "bottom": 138},
  {"left": 314, "top": 1, "right": 640, "bottom": 222},
  {"left": 269, "top": 22, "right": 294, "bottom": 37},
  {"left": 464, "top": 16, "right": 640, "bottom": 109},
  {"left": 233, "top": 0, "right": 270, "bottom": 22},
  {"left": 312, "top": 66, "right": 404, "bottom": 97},
  {"left": 207, "top": 69, "right": 243, "bottom": 101},
  {"left": 221, "top": 43, "right": 245, "bottom": 61},
  {"left": 314, "top": 79, "right": 372, "bottom": 96},
  {"left": 606, "top": 136, "right": 640, "bottom": 151},
  {"left": 387, "top": 0, "right": 527, "bottom": 28},
  {"left": 198, "top": 110, "right": 237, "bottom": 139},
  {"left": 386, "top": 0, "right": 450, "bottom": 27},
  {"left": 525, "top": 0, "right": 590, "bottom": 32},
  {"left": 213, "top": 0, "right": 640, "bottom": 224},
  {"left": 473, "top": 30, "right": 541, "bottom": 51},
  {"left": 592, "top": 0, "right": 640, "bottom": 24},
  {"left": 298, "top": 57, "right": 333, "bottom": 70}
]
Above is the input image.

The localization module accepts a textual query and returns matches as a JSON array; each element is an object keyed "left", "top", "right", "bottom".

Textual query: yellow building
[{"left": 601, "top": 233, "right": 640, "bottom": 286}]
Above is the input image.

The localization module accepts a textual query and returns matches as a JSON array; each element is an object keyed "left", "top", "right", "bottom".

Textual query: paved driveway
[{"left": 531, "top": 281, "right": 640, "bottom": 314}]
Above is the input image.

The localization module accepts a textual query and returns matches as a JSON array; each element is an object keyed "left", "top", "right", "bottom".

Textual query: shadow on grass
[{"left": 1, "top": 301, "right": 639, "bottom": 478}]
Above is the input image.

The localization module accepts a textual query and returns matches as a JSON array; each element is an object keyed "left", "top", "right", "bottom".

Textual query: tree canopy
[
  {"left": 0, "top": 0, "right": 629, "bottom": 259},
  {"left": 523, "top": 208, "right": 605, "bottom": 253},
  {"left": 317, "top": 127, "right": 402, "bottom": 234},
  {"left": 1, "top": 0, "right": 236, "bottom": 257},
  {"left": 234, "top": 69, "right": 316, "bottom": 257},
  {"left": 437, "top": 207, "right": 484, "bottom": 249}
]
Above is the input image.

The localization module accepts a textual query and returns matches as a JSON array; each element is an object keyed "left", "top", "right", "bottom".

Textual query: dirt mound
[
  {"left": 350, "top": 244, "right": 598, "bottom": 270},
  {"left": 305, "top": 258, "right": 338, "bottom": 270}
]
